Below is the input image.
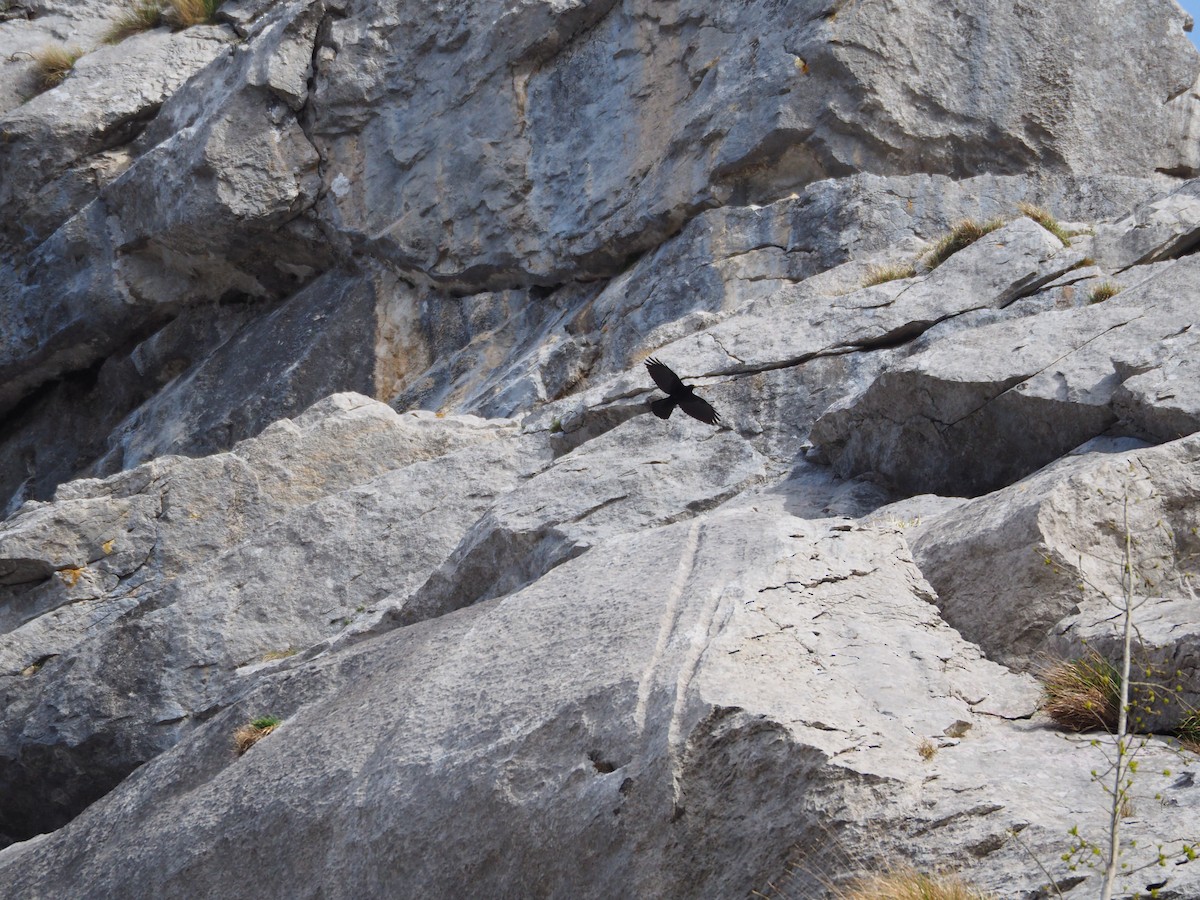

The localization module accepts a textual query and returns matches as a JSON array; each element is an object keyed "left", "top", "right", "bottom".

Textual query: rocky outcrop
[
  {"left": 810, "top": 252, "right": 1200, "bottom": 497},
  {"left": 6, "top": 504, "right": 1198, "bottom": 900},
  {"left": 0, "top": 0, "right": 1195, "bottom": 508},
  {"left": 909, "top": 433, "right": 1200, "bottom": 726},
  {"left": 3, "top": 0, "right": 1200, "bottom": 896},
  {"left": 0, "top": 395, "right": 530, "bottom": 843}
]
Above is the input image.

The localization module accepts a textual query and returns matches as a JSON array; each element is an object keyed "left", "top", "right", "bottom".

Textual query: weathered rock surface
[
  {"left": 312, "top": 0, "right": 1198, "bottom": 284},
  {"left": 2, "top": 0, "right": 1200, "bottom": 896},
  {"left": 0, "top": 0, "right": 1194, "bottom": 507},
  {"left": 0, "top": 395, "right": 530, "bottom": 844},
  {"left": 6, "top": 506, "right": 1198, "bottom": 900},
  {"left": 811, "top": 253, "right": 1200, "bottom": 496},
  {"left": 910, "top": 433, "right": 1200, "bottom": 727}
]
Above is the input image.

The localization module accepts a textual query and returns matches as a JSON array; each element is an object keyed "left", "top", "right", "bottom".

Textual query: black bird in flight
[{"left": 644, "top": 357, "right": 722, "bottom": 426}]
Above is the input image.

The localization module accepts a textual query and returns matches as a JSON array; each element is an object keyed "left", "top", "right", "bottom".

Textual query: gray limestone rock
[
  {"left": 0, "top": 394, "right": 527, "bottom": 844},
  {"left": 909, "top": 433, "right": 1200, "bottom": 731},
  {"left": 811, "top": 254, "right": 1200, "bottom": 496},
  {"left": 1, "top": 507, "right": 1197, "bottom": 898},
  {"left": 3, "top": 0, "right": 1200, "bottom": 892},
  {"left": 312, "top": 0, "right": 1198, "bottom": 285}
]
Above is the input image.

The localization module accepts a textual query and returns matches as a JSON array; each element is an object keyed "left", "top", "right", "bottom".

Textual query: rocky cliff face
[{"left": 2, "top": 0, "right": 1200, "bottom": 896}]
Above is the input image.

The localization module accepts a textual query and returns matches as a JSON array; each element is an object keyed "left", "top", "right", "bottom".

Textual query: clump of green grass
[
  {"left": 1040, "top": 652, "right": 1120, "bottom": 732},
  {"left": 234, "top": 714, "right": 282, "bottom": 754},
  {"left": 31, "top": 44, "right": 84, "bottom": 91},
  {"left": 165, "top": 0, "right": 221, "bottom": 27},
  {"left": 922, "top": 218, "right": 1006, "bottom": 270},
  {"left": 863, "top": 262, "right": 917, "bottom": 287},
  {"left": 103, "top": 0, "right": 164, "bottom": 44},
  {"left": 838, "top": 865, "right": 994, "bottom": 900},
  {"left": 1017, "top": 201, "right": 1072, "bottom": 246},
  {"left": 1087, "top": 281, "right": 1122, "bottom": 304}
]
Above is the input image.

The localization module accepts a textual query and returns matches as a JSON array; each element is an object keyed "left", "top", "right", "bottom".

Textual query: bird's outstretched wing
[
  {"left": 679, "top": 395, "right": 721, "bottom": 426},
  {"left": 645, "top": 357, "right": 685, "bottom": 395},
  {"left": 650, "top": 397, "right": 677, "bottom": 420}
]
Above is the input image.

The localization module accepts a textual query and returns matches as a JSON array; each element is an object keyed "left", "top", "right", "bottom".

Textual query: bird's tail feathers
[{"left": 650, "top": 397, "right": 676, "bottom": 419}]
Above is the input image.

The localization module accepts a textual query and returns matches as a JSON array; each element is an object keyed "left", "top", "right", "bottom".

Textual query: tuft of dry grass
[
  {"left": 233, "top": 715, "right": 281, "bottom": 755},
  {"left": 863, "top": 262, "right": 917, "bottom": 287},
  {"left": 922, "top": 218, "right": 1006, "bottom": 270},
  {"left": 1087, "top": 281, "right": 1122, "bottom": 304},
  {"left": 261, "top": 647, "right": 298, "bottom": 662},
  {"left": 1016, "top": 201, "right": 1072, "bottom": 246},
  {"left": 165, "top": 0, "right": 222, "bottom": 27},
  {"left": 1178, "top": 711, "right": 1200, "bottom": 754},
  {"left": 838, "top": 865, "right": 994, "bottom": 900},
  {"left": 1039, "top": 653, "right": 1120, "bottom": 732},
  {"left": 31, "top": 44, "right": 84, "bottom": 91},
  {"left": 917, "top": 738, "right": 937, "bottom": 761},
  {"left": 102, "top": 0, "right": 164, "bottom": 44}
]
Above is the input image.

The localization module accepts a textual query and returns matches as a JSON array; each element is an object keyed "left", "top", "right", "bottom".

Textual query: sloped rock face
[
  {"left": 811, "top": 252, "right": 1200, "bottom": 496},
  {"left": 2, "top": 503, "right": 1198, "bottom": 899},
  {"left": 3, "top": 0, "right": 1200, "bottom": 897},
  {"left": 0, "top": 395, "right": 534, "bottom": 844},
  {"left": 0, "top": 0, "right": 1195, "bottom": 508}
]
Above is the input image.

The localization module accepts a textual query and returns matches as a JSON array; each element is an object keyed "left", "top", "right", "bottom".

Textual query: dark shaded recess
[
  {"left": 88, "top": 270, "right": 378, "bottom": 469},
  {"left": 0, "top": 329, "right": 163, "bottom": 510},
  {"left": 92, "top": 104, "right": 162, "bottom": 156},
  {"left": 0, "top": 730, "right": 146, "bottom": 850},
  {"left": 0, "top": 615, "right": 182, "bottom": 849}
]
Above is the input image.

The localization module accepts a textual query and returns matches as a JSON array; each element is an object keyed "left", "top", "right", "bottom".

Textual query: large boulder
[
  {"left": 810, "top": 254, "right": 1200, "bottom": 496},
  {"left": 0, "top": 394, "right": 529, "bottom": 845},
  {"left": 909, "top": 433, "right": 1200, "bottom": 728},
  {"left": 1, "top": 506, "right": 1196, "bottom": 898}
]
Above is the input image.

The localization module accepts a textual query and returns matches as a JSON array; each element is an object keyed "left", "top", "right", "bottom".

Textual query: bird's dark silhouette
[{"left": 644, "top": 357, "right": 722, "bottom": 426}]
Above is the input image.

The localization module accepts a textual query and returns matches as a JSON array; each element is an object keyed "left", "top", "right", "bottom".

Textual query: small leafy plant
[
  {"left": 234, "top": 715, "right": 282, "bottom": 754},
  {"left": 922, "top": 218, "right": 1006, "bottom": 270}
]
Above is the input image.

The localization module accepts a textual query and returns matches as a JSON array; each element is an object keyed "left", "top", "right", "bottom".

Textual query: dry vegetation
[
  {"left": 837, "top": 866, "right": 994, "bottom": 900},
  {"left": 863, "top": 262, "right": 917, "bottom": 287},
  {"left": 165, "top": 0, "right": 222, "bottom": 28},
  {"left": 1016, "top": 201, "right": 1072, "bottom": 246},
  {"left": 103, "top": 0, "right": 164, "bottom": 44},
  {"left": 922, "top": 218, "right": 1006, "bottom": 270},
  {"left": 1039, "top": 653, "right": 1120, "bottom": 732},
  {"left": 31, "top": 44, "right": 84, "bottom": 91},
  {"left": 233, "top": 715, "right": 281, "bottom": 754},
  {"left": 1179, "top": 712, "right": 1200, "bottom": 754},
  {"left": 1087, "top": 281, "right": 1122, "bottom": 304}
]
